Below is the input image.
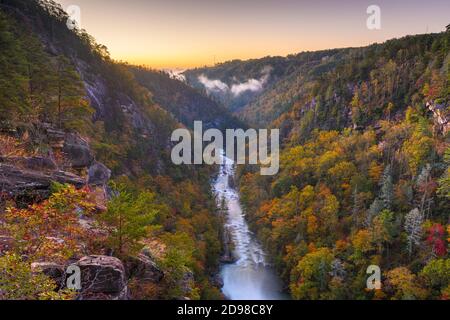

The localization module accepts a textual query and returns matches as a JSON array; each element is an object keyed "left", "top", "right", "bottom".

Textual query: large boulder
[
  {"left": 62, "top": 134, "right": 94, "bottom": 169},
  {"left": 88, "top": 162, "right": 111, "bottom": 186},
  {"left": 75, "top": 255, "right": 127, "bottom": 299}
]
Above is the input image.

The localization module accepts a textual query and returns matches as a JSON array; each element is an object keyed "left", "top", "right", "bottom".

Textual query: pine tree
[
  {"left": 51, "top": 55, "right": 93, "bottom": 131},
  {"left": 330, "top": 259, "right": 346, "bottom": 280},
  {"left": 25, "top": 34, "right": 54, "bottom": 122},
  {"left": 416, "top": 164, "right": 434, "bottom": 217},
  {"left": 438, "top": 148, "right": 450, "bottom": 198},
  {"left": 0, "top": 12, "right": 29, "bottom": 124},
  {"left": 404, "top": 208, "right": 423, "bottom": 258},
  {"left": 380, "top": 165, "right": 394, "bottom": 210},
  {"left": 99, "top": 184, "right": 159, "bottom": 257},
  {"left": 366, "top": 198, "right": 383, "bottom": 227}
]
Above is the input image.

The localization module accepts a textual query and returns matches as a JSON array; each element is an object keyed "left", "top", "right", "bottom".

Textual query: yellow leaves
[
  {"left": 320, "top": 189, "right": 340, "bottom": 217},
  {"left": 317, "top": 151, "right": 341, "bottom": 174},
  {"left": 387, "top": 267, "right": 416, "bottom": 286},
  {"left": 386, "top": 267, "right": 427, "bottom": 300},
  {"left": 0, "top": 252, "right": 76, "bottom": 300},
  {"left": 47, "top": 185, "right": 95, "bottom": 214},
  {"left": 402, "top": 133, "right": 434, "bottom": 175},
  {"left": 2, "top": 185, "right": 96, "bottom": 262},
  {"left": 307, "top": 214, "right": 318, "bottom": 236},
  {"left": 369, "top": 161, "right": 383, "bottom": 183},
  {"left": 316, "top": 131, "right": 340, "bottom": 148},
  {"left": 299, "top": 185, "right": 315, "bottom": 205},
  {"left": 447, "top": 226, "right": 450, "bottom": 245},
  {"left": 327, "top": 161, "right": 357, "bottom": 185},
  {"left": 351, "top": 230, "right": 373, "bottom": 254},
  {"left": 290, "top": 247, "right": 334, "bottom": 300},
  {"left": 441, "top": 284, "right": 450, "bottom": 300}
]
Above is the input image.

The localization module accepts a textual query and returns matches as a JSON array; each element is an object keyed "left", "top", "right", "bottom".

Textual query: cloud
[
  {"left": 231, "top": 78, "right": 265, "bottom": 96},
  {"left": 198, "top": 66, "right": 272, "bottom": 97},
  {"left": 198, "top": 74, "right": 229, "bottom": 93},
  {"left": 165, "top": 69, "right": 186, "bottom": 82},
  {"left": 230, "top": 67, "right": 271, "bottom": 97}
]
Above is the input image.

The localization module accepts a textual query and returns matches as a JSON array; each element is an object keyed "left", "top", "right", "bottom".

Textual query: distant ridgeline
[
  {"left": 185, "top": 30, "right": 449, "bottom": 134},
  {"left": 0, "top": 0, "right": 230, "bottom": 300},
  {"left": 129, "top": 66, "right": 243, "bottom": 131},
  {"left": 184, "top": 26, "right": 450, "bottom": 299}
]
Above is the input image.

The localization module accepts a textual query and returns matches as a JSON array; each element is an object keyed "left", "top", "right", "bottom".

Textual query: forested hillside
[
  {"left": 184, "top": 52, "right": 336, "bottom": 115},
  {"left": 129, "top": 66, "right": 243, "bottom": 130},
  {"left": 0, "top": 0, "right": 225, "bottom": 300},
  {"left": 0, "top": 0, "right": 448, "bottom": 302},
  {"left": 230, "top": 29, "right": 449, "bottom": 299}
]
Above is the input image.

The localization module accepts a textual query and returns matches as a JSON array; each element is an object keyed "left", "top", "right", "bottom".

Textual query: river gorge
[{"left": 213, "top": 153, "right": 289, "bottom": 300}]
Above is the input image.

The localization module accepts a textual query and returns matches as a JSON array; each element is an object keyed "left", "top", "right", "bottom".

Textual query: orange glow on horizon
[{"left": 54, "top": 0, "right": 450, "bottom": 69}]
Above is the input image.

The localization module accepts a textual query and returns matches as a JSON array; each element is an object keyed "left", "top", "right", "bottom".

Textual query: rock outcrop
[
  {"left": 0, "top": 124, "right": 111, "bottom": 203},
  {"left": 62, "top": 133, "right": 94, "bottom": 169},
  {"left": 179, "top": 269, "right": 195, "bottom": 299},
  {"left": 29, "top": 252, "right": 166, "bottom": 300},
  {"left": 31, "top": 262, "right": 66, "bottom": 289},
  {"left": 125, "top": 253, "right": 164, "bottom": 284},
  {"left": 88, "top": 162, "right": 111, "bottom": 186},
  {"left": 75, "top": 255, "right": 128, "bottom": 300},
  {"left": 0, "top": 156, "right": 57, "bottom": 171},
  {"left": 0, "top": 163, "right": 85, "bottom": 200},
  {"left": 427, "top": 101, "right": 449, "bottom": 135}
]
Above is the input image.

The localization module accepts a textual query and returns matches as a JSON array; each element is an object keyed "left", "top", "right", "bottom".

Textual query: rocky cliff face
[
  {"left": 0, "top": 0, "right": 223, "bottom": 300},
  {"left": 427, "top": 101, "right": 449, "bottom": 135},
  {"left": 0, "top": 123, "right": 173, "bottom": 300},
  {"left": 0, "top": 124, "right": 107, "bottom": 205}
]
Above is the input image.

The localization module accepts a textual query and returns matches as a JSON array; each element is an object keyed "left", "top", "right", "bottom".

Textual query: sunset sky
[{"left": 54, "top": 0, "right": 450, "bottom": 69}]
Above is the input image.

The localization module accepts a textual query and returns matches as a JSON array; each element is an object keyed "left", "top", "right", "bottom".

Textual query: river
[{"left": 213, "top": 152, "right": 289, "bottom": 300}]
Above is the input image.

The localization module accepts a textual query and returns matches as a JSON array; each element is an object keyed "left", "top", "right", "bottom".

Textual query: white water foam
[{"left": 213, "top": 152, "right": 288, "bottom": 300}]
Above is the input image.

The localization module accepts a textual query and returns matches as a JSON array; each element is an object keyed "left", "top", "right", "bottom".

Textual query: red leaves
[{"left": 426, "top": 224, "right": 447, "bottom": 257}]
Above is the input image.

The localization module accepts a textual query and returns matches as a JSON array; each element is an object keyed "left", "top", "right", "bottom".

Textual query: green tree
[
  {"left": 159, "top": 232, "right": 199, "bottom": 300},
  {"left": 420, "top": 258, "right": 450, "bottom": 297},
  {"left": 0, "top": 253, "right": 75, "bottom": 300},
  {"left": 380, "top": 165, "right": 394, "bottom": 210},
  {"left": 0, "top": 12, "right": 29, "bottom": 124},
  {"left": 438, "top": 148, "right": 450, "bottom": 198},
  {"left": 371, "top": 210, "right": 396, "bottom": 254},
  {"left": 51, "top": 55, "right": 93, "bottom": 131},
  {"left": 290, "top": 248, "right": 334, "bottom": 300},
  {"left": 99, "top": 184, "right": 159, "bottom": 257}
]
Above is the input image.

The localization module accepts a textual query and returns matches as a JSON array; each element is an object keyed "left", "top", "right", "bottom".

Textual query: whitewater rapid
[{"left": 213, "top": 153, "right": 288, "bottom": 300}]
